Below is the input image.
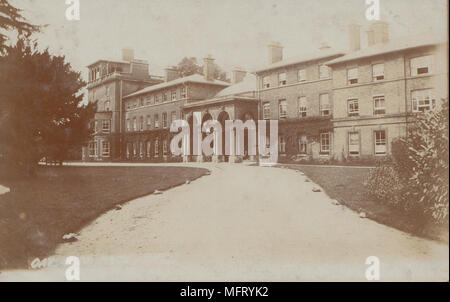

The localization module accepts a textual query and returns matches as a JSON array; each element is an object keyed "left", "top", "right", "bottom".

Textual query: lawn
[
  {"left": 0, "top": 165, "right": 208, "bottom": 270},
  {"left": 280, "top": 164, "right": 448, "bottom": 242}
]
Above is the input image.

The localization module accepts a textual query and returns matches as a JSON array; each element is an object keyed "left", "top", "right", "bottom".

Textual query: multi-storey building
[
  {"left": 326, "top": 21, "right": 448, "bottom": 160},
  {"left": 254, "top": 42, "right": 345, "bottom": 160},
  {"left": 122, "top": 56, "right": 230, "bottom": 162},
  {"left": 83, "top": 49, "right": 163, "bottom": 161},
  {"left": 82, "top": 22, "right": 448, "bottom": 163}
]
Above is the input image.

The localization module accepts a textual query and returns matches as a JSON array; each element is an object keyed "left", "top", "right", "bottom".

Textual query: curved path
[{"left": 2, "top": 163, "right": 448, "bottom": 281}]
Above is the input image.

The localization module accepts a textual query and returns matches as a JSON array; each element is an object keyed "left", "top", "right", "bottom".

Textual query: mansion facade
[{"left": 82, "top": 21, "right": 448, "bottom": 163}]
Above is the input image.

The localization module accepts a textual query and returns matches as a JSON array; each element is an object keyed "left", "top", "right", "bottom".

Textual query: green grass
[
  {"left": 0, "top": 166, "right": 208, "bottom": 270},
  {"left": 280, "top": 164, "right": 448, "bottom": 242}
]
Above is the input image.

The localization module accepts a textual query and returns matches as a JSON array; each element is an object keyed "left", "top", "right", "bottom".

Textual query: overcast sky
[{"left": 11, "top": 0, "right": 448, "bottom": 80}]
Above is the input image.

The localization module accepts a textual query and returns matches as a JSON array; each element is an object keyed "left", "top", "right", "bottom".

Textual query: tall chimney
[
  {"left": 232, "top": 67, "right": 246, "bottom": 84},
  {"left": 349, "top": 24, "right": 361, "bottom": 51},
  {"left": 367, "top": 21, "right": 389, "bottom": 46},
  {"left": 122, "top": 48, "right": 134, "bottom": 62},
  {"left": 164, "top": 67, "right": 179, "bottom": 82},
  {"left": 268, "top": 42, "right": 283, "bottom": 64},
  {"left": 203, "top": 55, "right": 215, "bottom": 81}
]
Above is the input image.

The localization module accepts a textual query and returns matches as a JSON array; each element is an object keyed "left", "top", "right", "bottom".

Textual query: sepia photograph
[{"left": 0, "top": 0, "right": 448, "bottom": 288}]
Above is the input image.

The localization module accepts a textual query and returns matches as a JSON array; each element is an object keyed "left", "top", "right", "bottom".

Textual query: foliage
[
  {"left": 175, "top": 56, "right": 229, "bottom": 81},
  {"left": 0, "top": 0, "right": 40, "bottom": 54},
  {"left": 365, "top": 164, "right": 404, "bottom": 206},
  {"left": 0, "top": 39, "right": 96, "bottom": 175},
  {"left": 404, "top": 100, "right": 449, "bottom": 223},
  {"left": 367, "top": 100, "right": 449, "bottom": 224}
]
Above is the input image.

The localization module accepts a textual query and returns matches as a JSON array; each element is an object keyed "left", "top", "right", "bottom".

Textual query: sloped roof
[
  {"left": 87, "top": 59, "right": 131, "bottom": 67},
  {"left": 253, "top": 48, "right": 346, "bottom": 73},
  {"left": 214, "top": 73, "right": 257, "bottom": 97},
  {"left": 326, "top": 32, "right": 448, "bottom": 65},
  {"left": 124, "top": 74, "right": 230, "bottom": 99}
]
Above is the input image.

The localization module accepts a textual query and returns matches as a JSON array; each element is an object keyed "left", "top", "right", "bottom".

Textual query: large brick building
[
  {"left": 82, "top": 49, "right": 163, "bottom": 161},
  {"left": 254, "top": 43, "right": 345, "bottom": 160},
  {"left": 83, "top": 22, "right": 448, "bottom": 163},
  {"left": 326, "top": 22, "right": 448, "bottom": 160}
]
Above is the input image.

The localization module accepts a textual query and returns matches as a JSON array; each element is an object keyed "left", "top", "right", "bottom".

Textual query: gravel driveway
[{"left": 1, "top": 163, "right": 448, "bottom": 281}]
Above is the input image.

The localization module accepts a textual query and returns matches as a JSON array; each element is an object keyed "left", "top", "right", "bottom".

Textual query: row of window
[
  {"left": 346, "top": 89, "right": 435, "bottom": 117},
  {"left": 88, "top": 141, "right": 110, "bottom": 157},
  {"left": 126, "top": 111, "right": 177, "bottom": 132},
  {"left": 348, "top": 130, "right": 387, "bottom": 156},
  {"left": 126, "top": 87, "right": 187, "bottom": 110},
  {"left": 261, "top": 55, "right": 434, "bottom": 89},
  {"left": 278, "top": 130, "right": 386, "bottom": 156},
  {"left": 263, "top": 88, "right": 435, "bottom": 120},
  {"left": 262, "top": 65, "right": 330, "bottom": 89},
  {"left": 278, "top": 132, "right": 331, "bottom": 154},
  {"left": 346, "top": 55, "right": 434, "bottom": 85},
  {"left": 263, "top": 93, "right": 331, "bottom": 119},
  {"left": 126, "top": 139, "right": 169, "bottom": 159}
]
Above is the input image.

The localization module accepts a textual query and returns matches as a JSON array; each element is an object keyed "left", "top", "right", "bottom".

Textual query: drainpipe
[
  {"left": 120, "top": 79, "right": 123, "bottom": 159},
  {"left": 404, "top": 54, "right": 408, "bottom": 140}
]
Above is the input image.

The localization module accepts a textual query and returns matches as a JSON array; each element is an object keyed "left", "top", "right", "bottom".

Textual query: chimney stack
[
  {"left": 367, "top": 21, "right": 389, "bottom": 47},
  {"left": 268, "top": 42, "right": 283, "bottom": 64},
  {"left": 122, "top": 48, "right": 135, "bottom": 62},
  {"left": 231, "top": 67, "right": 247, "bottom": 84},
  {"left": 203, "top": 55, "right": 215, "bottom": 81},
  {"left": 164, "top": 67, "right": 179, "bottom": 82},
  {"left": 349, "top": 24, "right": 361, "bottom": 52}
]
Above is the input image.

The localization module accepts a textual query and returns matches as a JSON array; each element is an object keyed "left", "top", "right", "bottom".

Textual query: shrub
[
  {"left": 367, "top": 100, "right": 449, "bottom": 225},
  {"left": 403, "top": 101, "right": 449, "bottom": 224}
]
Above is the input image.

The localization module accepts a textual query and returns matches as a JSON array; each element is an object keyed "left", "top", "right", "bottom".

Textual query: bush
[
  {"left": 403, "top": 101, "right": 449, "bottom": 224},
  {"left": 367, "top": 100, "right": 449, "bottom": 225}
]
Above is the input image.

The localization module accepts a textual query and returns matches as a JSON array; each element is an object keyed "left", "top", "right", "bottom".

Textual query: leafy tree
[
  {"left": 175, "top": 57, "right": 202, "bottom": 77},
  {"left": 175, "top": 56, "right": 229, "bottom": 82},
  {"left": 0, "top": 39, "right": 96, "bottom": 175},
  {"left": 0, "top": 0, "right": 40, "bottom": 54}
]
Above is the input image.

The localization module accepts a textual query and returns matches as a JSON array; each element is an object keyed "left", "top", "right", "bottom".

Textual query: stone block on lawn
[
  {"left": 153, "top": 190, "right": 163, "bottom": 195},
  {"left": 331, "top": 200, "right": 340, "bottom": 205},
  {"left": 312, "top": 187, "right": 321, "bottom": 192},
  {"left": 359, "top": 212, "right": 367, "bottom": 218},
  {"left": 62, "top": 233, "right": 78, "bottom": 242}
]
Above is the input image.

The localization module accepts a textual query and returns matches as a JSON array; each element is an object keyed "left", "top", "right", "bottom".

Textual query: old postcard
[{"left": 0, "top": 0, "right": 448, "bottom": 286}]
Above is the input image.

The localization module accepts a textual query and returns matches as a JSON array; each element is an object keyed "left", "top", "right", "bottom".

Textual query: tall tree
[
  {"left": 175, "top": 57, "right": 202, "bottom": 77},
  {"left": 0, "top": 0, "right": 39, "bottom": 54},
  {"left": 0, "top": 39, "right": 96, "bottom": 175},
  {"left": 175, "top": 57, "right": 229, "bottom": 82}
]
